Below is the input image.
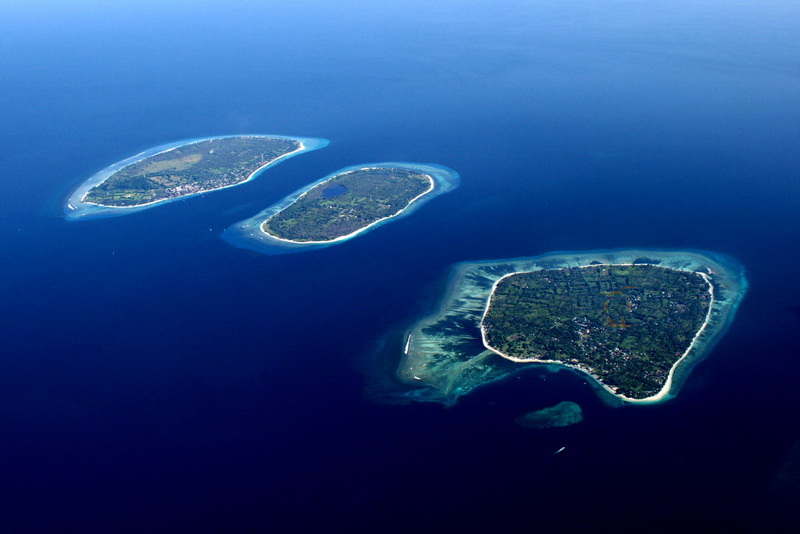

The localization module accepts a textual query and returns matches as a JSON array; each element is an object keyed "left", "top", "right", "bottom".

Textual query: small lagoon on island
[
  {"left": 321, "top": 183, "right": 348, "bottom": 198},
  {"left": 222, "top": 162, "right": 459, "bottom": 254}
]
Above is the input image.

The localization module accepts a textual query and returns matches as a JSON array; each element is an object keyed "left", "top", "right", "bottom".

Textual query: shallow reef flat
[
  {"left": 396, "top": 249, "right": 747, "bottom": 407},
  {"left": 222, "top": 162, "right": 459, "bottom": 255},
  {"left": 64, "top": 135, "right": 328, "bottom": 221},
  {"left": 515, "top": 401, "right": 583, "bottom": 429}
]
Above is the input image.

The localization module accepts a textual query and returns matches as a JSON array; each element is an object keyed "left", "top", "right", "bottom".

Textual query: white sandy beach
[
  {"left": 478, "top": 262, "right": 717, "bottom": 404},
  {"left": 65, "top": 135, "right": 329, "bottom": 221},
  {"left": 79, "top": 139, "right": 307, "bottom": 209},
  {"left": 259, "top": 169, "right": 435, "bottom": 245}
]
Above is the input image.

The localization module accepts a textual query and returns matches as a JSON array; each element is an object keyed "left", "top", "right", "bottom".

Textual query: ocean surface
[{"left": 1, "top": 1, "right": 799, "bottom": 531}]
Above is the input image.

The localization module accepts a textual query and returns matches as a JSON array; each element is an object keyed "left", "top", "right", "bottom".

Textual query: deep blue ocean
[{"left": 2, "top": 1, "right": 799, "bottom": 531}]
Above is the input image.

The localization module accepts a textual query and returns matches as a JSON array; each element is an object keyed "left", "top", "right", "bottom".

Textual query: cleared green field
[{"left": 84, "top": 136, "right": 299, "bottom": 207}]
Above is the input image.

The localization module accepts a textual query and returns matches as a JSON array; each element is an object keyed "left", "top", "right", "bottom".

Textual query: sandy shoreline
[
  {"left": 222, "top": 161, "right": 460, "bottom": 255},
  {"left": 397, "top": 249, "right": 746, "bottom": 407},
  {"left": 478, "top": 263, "right": 716, "bottom": 403},
  {"left": 65, "top": 134, "right": 328, "bottom": 221},
  {"left": 80, "top": 139, "right": 307, "bottom": 209},
  {"left": 259, "top": 170, "right": 435, "bottom": 245}
]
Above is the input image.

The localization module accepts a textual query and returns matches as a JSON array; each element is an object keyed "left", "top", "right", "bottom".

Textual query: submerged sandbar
[
  {"left": 396, "top": 249, "right": 747, "bottom": 407},
  {"left": 222, "top": 162, "right": 459, "bottom": 254},
  {"left": 65, "top": 134, "right": 328, "bottom": 221}
]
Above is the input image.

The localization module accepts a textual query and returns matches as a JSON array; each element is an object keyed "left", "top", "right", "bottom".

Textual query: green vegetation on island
[
  {"left": 394, "top": 250, "right": 745, "bottom": 407},
  {"left": 83, "top": 136, "right": 300, "bottom": 207},
  {"left": 261, "top": 166, "right": 433, "bottom": 242},
  {"left": 482, "top": 264, "right": 712, "bottom": 399}
]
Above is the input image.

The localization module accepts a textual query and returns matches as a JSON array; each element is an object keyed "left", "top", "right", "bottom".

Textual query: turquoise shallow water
[
  {"left": 395, "top": 248, "right": 747, "bottom": 406},
  {"left": 64, "top": 135, "right": 329, "bottom": 221},
  {"left": 222, "top": 162, "right": 459, "bottom": 254}
]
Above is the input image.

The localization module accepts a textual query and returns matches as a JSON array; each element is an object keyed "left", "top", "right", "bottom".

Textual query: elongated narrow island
[
  {"left": 65, "top": 135, "right": 328, "bottom": 221},
  {"left": 393, "top": 250, "right": 747, "bottom": 407},
  {"left": 222, "top": 162, "right": 459, "bottom": 254}
]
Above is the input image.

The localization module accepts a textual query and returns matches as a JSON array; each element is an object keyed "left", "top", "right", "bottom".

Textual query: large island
[
  {"left": 394, "top": 250, "right": 747, "bottom": 406},
  {"left": 222, "top": 162, "right": 459, "bottom": 254},
  {"left": 65, "top": 135, "right": 328, "bottom": 220}
]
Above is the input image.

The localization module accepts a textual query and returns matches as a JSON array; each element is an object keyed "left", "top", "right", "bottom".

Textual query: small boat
[{"left": 553, "top": 446, "right": 566, "bottom": 455}]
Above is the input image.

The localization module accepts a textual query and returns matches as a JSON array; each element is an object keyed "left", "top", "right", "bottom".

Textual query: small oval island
[
  {"left": 64, "top": 135, "right": 328, "bottom": 221},
  {"left": 222, "top": 162, "right": 460, "bottom": 254}
]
